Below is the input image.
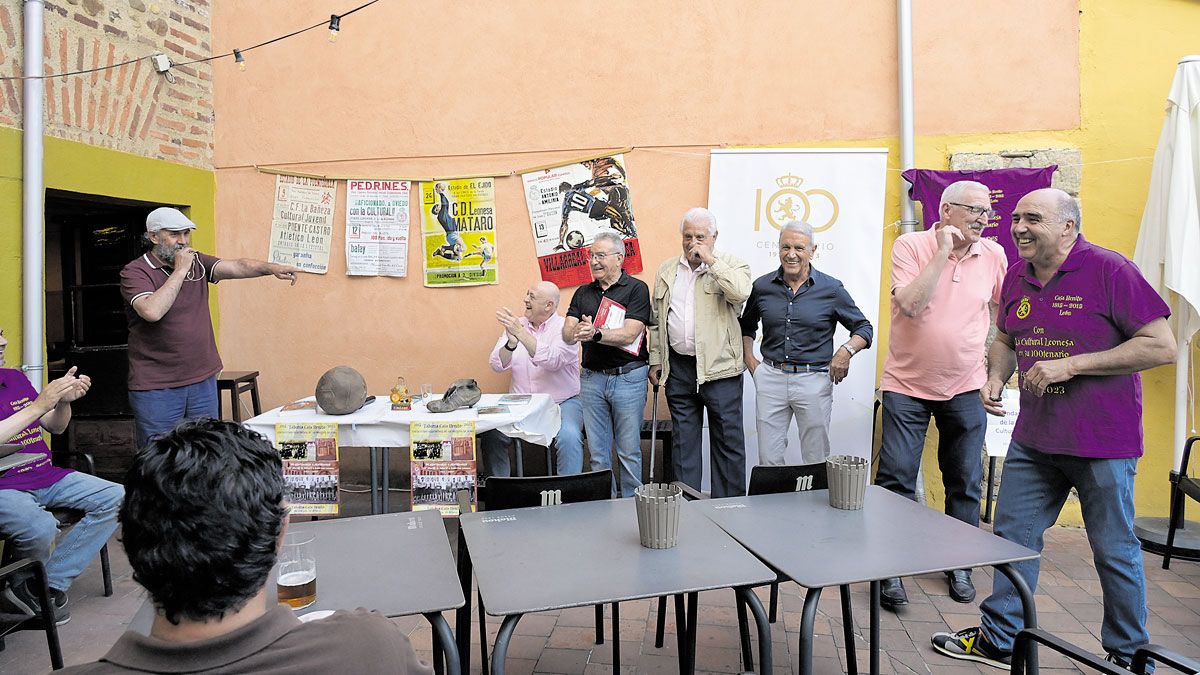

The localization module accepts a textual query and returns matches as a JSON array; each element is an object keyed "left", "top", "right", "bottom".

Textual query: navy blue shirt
[{"left": 739, "top": 266, "right": 873, "bottom": 365}]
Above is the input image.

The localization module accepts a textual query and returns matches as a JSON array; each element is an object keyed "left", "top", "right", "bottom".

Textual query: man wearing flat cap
[{"left": 120, "top": 207, "right": 301, "bottom": 448}]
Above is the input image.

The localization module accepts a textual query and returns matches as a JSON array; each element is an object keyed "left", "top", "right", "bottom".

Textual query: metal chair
[
  {"left": 1133, "top": 643, "right": 1200, "bottom": 674},
  {"left": 458, "top": 470, "right": 613, "bottom": 675},
  {"left": 1164, "top": 435, "right": 1200, "bottom": 569}
]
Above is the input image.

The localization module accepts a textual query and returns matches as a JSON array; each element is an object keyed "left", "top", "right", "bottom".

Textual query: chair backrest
[
  {"left": 482, "top": 470, "right": 613, "bottom": 511},
  {"left": 748, "top": 463, "right": 828, "bottom": 496}
]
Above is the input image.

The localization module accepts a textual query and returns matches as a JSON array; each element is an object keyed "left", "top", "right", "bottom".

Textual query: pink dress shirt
[
  {"left": 488, "top": 313, "right": 581, "bottom": 404},
  {"left": 667, "top": 256, "right": 706, "bottom": 356}
]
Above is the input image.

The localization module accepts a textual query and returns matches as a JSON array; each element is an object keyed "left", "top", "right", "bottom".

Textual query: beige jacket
[{"left": 649, "top": 251, "right": 752, "bottom": 386}]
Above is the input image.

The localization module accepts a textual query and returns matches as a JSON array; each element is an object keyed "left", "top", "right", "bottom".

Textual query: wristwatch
[
  {"left": 503, "top": 341, "right": 518, "bottom": 352},
  {"left": 841, "top": 343, "right": 859, "bottom": 356},
  {"left": 591, "top": 330, "right": 604, "bottom": 343}
]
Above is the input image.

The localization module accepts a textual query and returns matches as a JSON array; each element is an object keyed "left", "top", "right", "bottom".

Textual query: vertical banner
[
  {"left": 421, "top": 178, "right": 498, "bottom": 287},
  {"left": 902, "top": 167, "right": 1057, "bottom": 267},
  {"left": 521, "top": 154, "right": 642, "bottom": 288},
  {"left": 274, "top": 422, "right": 340, "bottom": 515},
  {"left": 410, "top": 420, "right": 477, "bottom": 515},
  {"left": 345, "top": 179, "right": 411, "bottom": 277},
  {"left": 709, "top": 148, "right": 888, "bottom": 481},
  {"left": 269, "top": 174, "right": 337, "bottom": 274}
]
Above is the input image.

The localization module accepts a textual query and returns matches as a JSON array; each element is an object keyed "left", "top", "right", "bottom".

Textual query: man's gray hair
[
  {"left": 679, "top": 207, "right": 718, "bottom": 235},
  {"left": 780, "top": 220, "right": 814, "bottom": 241},
  {"left": 1058, "top": 193, "right": 1082, "bottom": 232},
  {"left": 939, "top": 180, "right": 991, "bottom": 211},
  {"left": 592, "top": 230, "right": 625, "bottom": 253}
]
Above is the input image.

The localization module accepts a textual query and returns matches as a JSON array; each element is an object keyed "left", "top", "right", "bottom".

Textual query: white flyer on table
[{"left": 345, "top": 180, "right": 411, "bottom": 277}]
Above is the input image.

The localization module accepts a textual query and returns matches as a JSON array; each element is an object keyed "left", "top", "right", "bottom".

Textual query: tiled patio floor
[{"left": 3, "top": 494, "right": 1198, "bottom": 674}]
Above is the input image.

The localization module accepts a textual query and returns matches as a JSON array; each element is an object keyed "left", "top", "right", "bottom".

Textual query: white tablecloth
[{"left": 243, "top": 393, "right": 561, "bottom": 448}]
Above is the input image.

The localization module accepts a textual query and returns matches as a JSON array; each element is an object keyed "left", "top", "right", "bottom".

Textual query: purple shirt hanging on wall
[{"left": 901, "top": 167, "right": 1057, "bottom": 266}]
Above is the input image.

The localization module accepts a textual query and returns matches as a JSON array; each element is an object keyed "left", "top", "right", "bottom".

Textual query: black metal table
[
  {"left": 692, "top": 486, "right": 1041, "bottom": 675},
  {"left": 456, "top": 498, "right": 776, "bottom": 674},
  {"left": 132, "top": 511, "right": 463, "bottom": 674}
]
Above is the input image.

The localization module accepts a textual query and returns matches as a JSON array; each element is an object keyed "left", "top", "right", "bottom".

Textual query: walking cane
[{"left": 648, "top": 382, "right": 661, "bottom": 481}]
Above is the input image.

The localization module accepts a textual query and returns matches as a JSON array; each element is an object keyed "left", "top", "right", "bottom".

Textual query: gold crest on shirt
[{"left": 1016, "top": 296, "right": 1032, "bottom": 319}]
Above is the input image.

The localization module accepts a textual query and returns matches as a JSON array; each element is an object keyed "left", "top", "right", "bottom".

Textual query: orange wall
[{"left": 211, "top": 1, "right": 1080, "bottom": 407}]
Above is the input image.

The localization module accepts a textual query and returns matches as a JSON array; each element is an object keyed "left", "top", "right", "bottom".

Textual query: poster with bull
[{"left": 521, "top": 154, "right": 642, "bottom": 288}]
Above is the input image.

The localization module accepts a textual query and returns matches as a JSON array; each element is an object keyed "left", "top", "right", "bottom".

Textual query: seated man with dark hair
[{"left": 62, "top": 419, "right": 431, "bottom": 674}]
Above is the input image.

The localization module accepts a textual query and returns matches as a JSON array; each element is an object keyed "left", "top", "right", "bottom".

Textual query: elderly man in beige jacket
[{"left": 649, "top": 208, "right": 752, "bottom": 498}]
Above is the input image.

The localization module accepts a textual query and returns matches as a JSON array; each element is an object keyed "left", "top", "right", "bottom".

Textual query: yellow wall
[{"left": 0, "top": 126, "right": 215, "bottom": 376}]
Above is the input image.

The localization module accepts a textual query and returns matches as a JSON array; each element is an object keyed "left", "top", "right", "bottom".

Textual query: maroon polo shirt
[
  {"left": 120, "top": 252, "right": 224, "bottom": 392},
  {"left": 997, "top": 236, "right": 1170, "bottom": 459},
  {"left": 0, "top": 368, "right": 72, "bottom": 490}
]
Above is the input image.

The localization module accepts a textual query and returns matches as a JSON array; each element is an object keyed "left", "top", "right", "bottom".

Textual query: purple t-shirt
[
  {"left": 998, "top": 236, "right": 1170, "bottom": 458},
  {"left": 902, "top": 167, "right": 1057, "bottom": 267},
  {"left": 120, "top": 252, "right": 224, "bottom": 392},
  {"left": 0, "top": 368, "right": 72, "bottom": 490}
]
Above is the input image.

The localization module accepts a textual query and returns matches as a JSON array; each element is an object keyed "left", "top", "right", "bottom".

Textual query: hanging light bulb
[
  {"left": 328, "top": 15, "right": 341, "bottom": 43},
  {"left": 233, "top": 48, "right": 246, "bottom": 71}
]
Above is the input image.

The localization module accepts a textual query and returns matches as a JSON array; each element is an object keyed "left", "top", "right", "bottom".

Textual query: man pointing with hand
[{"left": 121, "top": 207, "right": 301, "bottom": 448}]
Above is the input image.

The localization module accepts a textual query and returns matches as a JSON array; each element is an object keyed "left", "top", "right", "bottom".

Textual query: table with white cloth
[{"left": 244, "top": 393, "right": 561, "bottom": 514}]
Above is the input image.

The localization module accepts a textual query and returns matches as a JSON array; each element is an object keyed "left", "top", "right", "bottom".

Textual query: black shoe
[
  {"left": 1, "top": 578, "right": 69, "bottom": 626},
  {"left": 946, "top": 569, "right": 976, "bottom": 603},
  {"left": 931, "top": 626, "right": 1011, "bottom": 670},
  {"left": 880, "top": 577, "right": 908, "bottom": 608}
]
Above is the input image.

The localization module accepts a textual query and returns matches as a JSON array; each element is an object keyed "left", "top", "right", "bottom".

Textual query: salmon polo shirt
[
  {"left": 998, "top": 236, "right": 1169, "bottom": 459},
  {"left": 881, "top": 227, "right": 1007, "bottom": 400}
]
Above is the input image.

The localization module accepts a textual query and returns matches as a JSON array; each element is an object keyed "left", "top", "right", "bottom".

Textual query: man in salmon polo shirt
[
  {"left": 121, "top": 207, "right": 301, "bottom": 449},
  {"left": 932, "top": 188, "right": 1175, "bottom": 670},
  {"left": 874, "top": 180, "right": 1007, "bottom": 609}
]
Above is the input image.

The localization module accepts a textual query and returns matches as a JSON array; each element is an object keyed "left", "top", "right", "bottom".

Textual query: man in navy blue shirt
[{"left": 740, "top": 220, "right": 873, "bottom": 466}]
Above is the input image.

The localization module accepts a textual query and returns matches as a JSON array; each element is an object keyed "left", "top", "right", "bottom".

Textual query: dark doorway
[{"left": 45, "top": 190, "right": 176, "bottom": 480}]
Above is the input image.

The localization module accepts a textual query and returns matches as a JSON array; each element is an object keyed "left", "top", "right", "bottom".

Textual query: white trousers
[{"left": 753, "top": 363, "right": 833, "bottom": 465}]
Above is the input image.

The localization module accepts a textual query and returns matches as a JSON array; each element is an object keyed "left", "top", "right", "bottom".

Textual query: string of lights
[{"left": 0, "top": 0, "right": 380, "bottom": 82}]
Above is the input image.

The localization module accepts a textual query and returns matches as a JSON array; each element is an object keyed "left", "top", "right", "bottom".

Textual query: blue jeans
[
  {"left": 480, "top": 396, "right": 585, "bottom": 477},
  {"left": 980, "top": 441, "right": 1148, "bottom": 663},
  {"left": 128, "top": 376, "right": 219, "bottom": 449},
  {"left": 0, "top": 472, "right": 124, "bottom": 591},
  {"left": 580, "top": 366, "right": 648, "bottom": 497},
  {"left": 876, "top": 390, "right": 985, "bottom": 526}
]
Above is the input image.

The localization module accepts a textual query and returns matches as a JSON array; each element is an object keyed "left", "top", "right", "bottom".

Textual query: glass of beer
[{"left": 276, "top": 531, "right": 317, "bottom": 609}]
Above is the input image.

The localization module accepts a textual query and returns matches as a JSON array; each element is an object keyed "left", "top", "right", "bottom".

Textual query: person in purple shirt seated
[
  {"left": 482, "top": 281, "right": 584, "bottom": 477},
  {"left": 0, "top": 327, "right": 124, "bottom": 626},
  {"left": 60, "top": 419, "right": 431, "bottom": 674},
  {"left": 121, "top": 207, "right": 301, "bottom": 449},
  {"left": 932, "top": 188, "right": 1176, "bottom": 670}
]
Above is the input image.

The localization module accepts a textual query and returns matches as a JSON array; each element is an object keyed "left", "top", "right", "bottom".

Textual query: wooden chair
[
  {"left": 459, "top": 470, "right": 612, "bottom": 675},
  {"left": 1164, "top": 435, "right": 1200, "bottom": 569},
  {"left": 0, "top": 559, "right": 62, "bottom": 670}
]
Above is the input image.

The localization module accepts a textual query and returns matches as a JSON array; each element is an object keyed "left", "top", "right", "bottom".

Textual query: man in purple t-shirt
[
  {"left": 932, "top": 189, "right": 1176, "bottom": 669},
  {"left": 0, "top": 328, "right": 125, "bottom": 625},
  {"left": 121, "top": 207, "right": 301, "bottom": 448}
]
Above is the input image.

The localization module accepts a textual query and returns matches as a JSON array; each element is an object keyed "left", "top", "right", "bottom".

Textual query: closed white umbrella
[{"left": 1133, "top": 55, "right": 1200, "bottom": 472}]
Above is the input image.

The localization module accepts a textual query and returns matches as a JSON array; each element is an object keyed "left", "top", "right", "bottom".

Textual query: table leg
[
  {"left": 491, "top": 614, "right": 523, "bottom": 675},
  {"left": 369, "top": 447, "right": 380, "bottom": 515},
  {"left": 686, "top": 591, "right": 698, "bottom": 673},
  {"left": 984, "top": 456, "right": 998, "bottom": 524},
  {"left": 996, "top": 563, "right": 1038, "bottom": 673},
  {"left": 735, "top": 590, "right": 753, "bottom": 670},
  {"left": 595, "top": 604, "right": 604, "bottom": 644},
  {"left": 611, "top": 602, "right": 621, "bottom": 668},
  {"left": 674, "top": 594, "right": 690, "bottom": 675},
  {"left": 840, "top": 584, "right": 857, "bottom": 675},
  {"left": 736, "top": 586, "right": 773, "bottom": 675},
  {"left": 382, "top": 446, "right": 391, "bottom": 514},
  {"left": 425, "top": 612, "right": 460, "bottom": 675},
  {"left": 798, "top": 587, "right": 823, "bottom": 675},
  {"left": 455, "top": 528, "right": 473, "bottom": 675},
  {"left": 870, "top": 580, "right": 881, "bottom": 675},
  {"left": 655, "top": 595, "right": 667, "bottom": 647}
]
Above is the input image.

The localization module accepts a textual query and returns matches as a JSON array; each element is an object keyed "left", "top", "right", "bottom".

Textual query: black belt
[
  {"left": 763, "top": 358, "right": 829, "bottom": 373},
  {"left": 588, "top": 363, "right": 645, "bottom": 376}
]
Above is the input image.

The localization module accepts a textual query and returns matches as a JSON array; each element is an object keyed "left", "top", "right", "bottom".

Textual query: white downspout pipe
[
  {"left": 897, "top": 0, "right": 919, "bottom": 234},
  {"left": 21, "top": 0, "right": 46, "bottom": 391}
]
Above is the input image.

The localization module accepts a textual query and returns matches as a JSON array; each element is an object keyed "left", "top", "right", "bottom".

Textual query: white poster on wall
[
  {"left": 345, "top": 179, "right": 411, "bottom": 277},
  {"left": 707, "top": 148, "right": 888, "bottom": 484},
  {"left": 269, "top": 174, "right": 337, "bottom": 274}
]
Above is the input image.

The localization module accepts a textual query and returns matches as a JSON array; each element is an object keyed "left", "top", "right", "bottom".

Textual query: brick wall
[{"left": 0, "top": 0, "right": 213, "bottom": 169}]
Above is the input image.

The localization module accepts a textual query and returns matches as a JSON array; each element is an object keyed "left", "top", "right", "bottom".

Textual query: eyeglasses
[
  {"left": 589, "top": 251, "right": 621, "bottom": 261},
  {"left": 949, "top": 202, "right": 996, "bottom": 219}
]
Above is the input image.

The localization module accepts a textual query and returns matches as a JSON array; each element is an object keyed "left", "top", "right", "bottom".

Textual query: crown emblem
[{"left": 775, "top": 174, "right": 804, "bottom": 188}]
